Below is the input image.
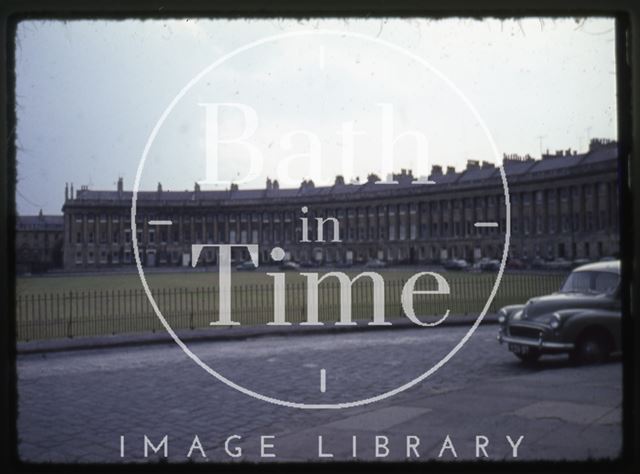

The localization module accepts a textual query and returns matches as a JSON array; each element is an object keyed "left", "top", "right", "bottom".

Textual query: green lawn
[
  {"left": 15, "top": 268, "right": 567, "bottom": 341},
  {"left": 17, "top": 268, "right": 498, "bottom": 293}
]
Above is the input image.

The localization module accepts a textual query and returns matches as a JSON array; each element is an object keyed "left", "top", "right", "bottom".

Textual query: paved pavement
[{"left": 17, "top": 324, "right": 622, "bottom": 463}]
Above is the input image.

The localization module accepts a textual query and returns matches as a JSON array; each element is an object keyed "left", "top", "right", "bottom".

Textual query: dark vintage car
[
  {"left": 497, "top": 260, "right": 621, "bottom": 364},
  {"left": 443, "top": 259, "right": 469, "bottom": 271},
  {"left": 279, "top": 261, "right": 301, "bottom": 271},
  {"left": 479, "top": 259, "right": 501, "bottom": 272},
  {"left": 235, "top": 261, "right": 257, "bottom": 271},
  {"left": 506, "top": 257, "right": 526, "bottom": 270},
  {"left": 365, "top": 258, "right": 387, "bottom": 269}
]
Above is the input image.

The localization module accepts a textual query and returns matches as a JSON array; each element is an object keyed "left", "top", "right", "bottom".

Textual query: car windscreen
[{"left": 560, "top": 271, "right": 620, "bottom": 295}]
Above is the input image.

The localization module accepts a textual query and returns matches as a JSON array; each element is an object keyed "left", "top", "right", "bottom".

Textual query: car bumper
[{"left": 497, "top": 328, "right": 575, "bottom": 350}]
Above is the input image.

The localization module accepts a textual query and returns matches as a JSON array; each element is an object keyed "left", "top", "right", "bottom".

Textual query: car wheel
[
  {"left": 570, "top": 333, "right": 609, "bottom": 365},
  {"left": 515, "top": 350, "right": 541, "bottom": 364}
]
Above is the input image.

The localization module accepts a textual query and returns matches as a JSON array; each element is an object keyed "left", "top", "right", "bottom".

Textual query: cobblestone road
[{"left": 17, "top": 325, "right": 622, "bottom": 463}]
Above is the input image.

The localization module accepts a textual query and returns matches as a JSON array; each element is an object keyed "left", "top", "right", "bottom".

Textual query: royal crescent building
[{"left": 61, "top": 139, "right": 619, "bottom": 270}]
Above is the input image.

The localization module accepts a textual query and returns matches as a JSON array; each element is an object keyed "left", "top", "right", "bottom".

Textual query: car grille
[{"left": 509, "top": 326, "right": 542, "bottom": 339}]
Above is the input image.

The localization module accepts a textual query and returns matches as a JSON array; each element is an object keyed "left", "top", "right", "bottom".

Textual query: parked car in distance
[
  {"left": 506, "top": 258, "right": 526, "bottom": 270},
  {"left": 279, "top": 261, "right": 301, "bottom": 271},
  {"left": 570, "top": 258, "right": 591, "bottom": 269},
  {"left": 365, "top": 258, "right": 387, "bottom": 269},
  {"left": 544, "top": 258, "right": 573, "bottom": 271},
  {"left": 480, "top": 259, "right": 501, "bottom": 272},
  {"left": 497, "top": 260, "right": 621, "bottom": 364},
  {"left": 530, "top": 257, "right": 572, "bottom": 271},
  {"left": 530, "top": 257, "right": 546, "bottom": 269},
  {"left": 443, "top": 259, "right": 469, "bottom": 271},
  {"left": 471, "top": 258, "right": 490, "bottom": 272},
  {"left": 235, "top": 261, "right": 257, "bottom": 271}
]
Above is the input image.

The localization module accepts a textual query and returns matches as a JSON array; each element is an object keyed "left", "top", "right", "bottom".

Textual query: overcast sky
[{"left": 15, "top": 17, "right": 617, "bottom": 214}]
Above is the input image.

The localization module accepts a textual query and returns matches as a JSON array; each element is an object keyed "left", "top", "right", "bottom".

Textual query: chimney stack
[
  {"left": 367, "top": 173, "right": 381, "bottom": 184},
  {"left": 392, "top": 169, "right": 415, "bottom": 185},
  {"left": 117, "top": 177, "right": 123, "bottom": 193},
  {"left": 300, "top": 179, "right": 315, "bottom": 190}
]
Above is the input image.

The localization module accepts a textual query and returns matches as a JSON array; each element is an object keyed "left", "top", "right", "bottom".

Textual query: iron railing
[{"left": 16, "top": 272, "right": 567, "bottom": 341}]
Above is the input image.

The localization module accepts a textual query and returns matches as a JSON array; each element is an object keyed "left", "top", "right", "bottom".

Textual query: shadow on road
[{"left": 505, "top": 354, "right": 622, "bottom": 372}]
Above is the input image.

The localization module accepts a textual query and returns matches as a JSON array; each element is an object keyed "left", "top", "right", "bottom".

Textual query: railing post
[
  {"left": 190, "top": 289, "right": 195, "bottom": 330},
  {"left": 67, "top": 291, "right": 73, "bottom": 338}
]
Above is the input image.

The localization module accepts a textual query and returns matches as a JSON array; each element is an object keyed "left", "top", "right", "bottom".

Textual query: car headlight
[
  {"left": 550, "top": 312, "right": 561, "bottom": 329},
  {"left": 498, "top": 309, "right": 507, "bottom": 324}
]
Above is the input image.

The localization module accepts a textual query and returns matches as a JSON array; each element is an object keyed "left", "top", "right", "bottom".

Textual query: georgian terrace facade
[{"left": 61, "top": 139, "right": 619, "bottom": 270}]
